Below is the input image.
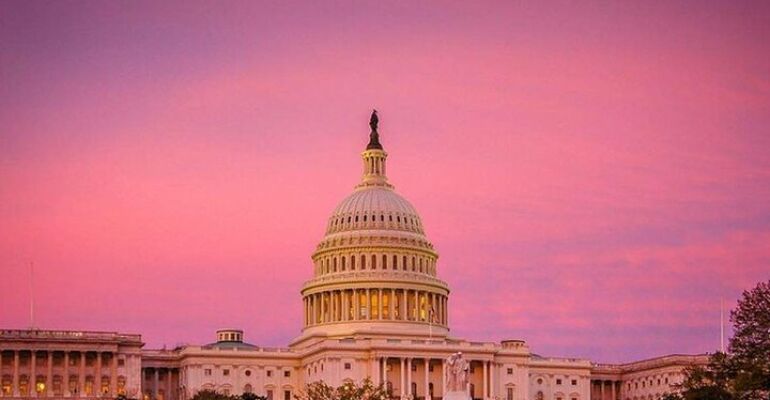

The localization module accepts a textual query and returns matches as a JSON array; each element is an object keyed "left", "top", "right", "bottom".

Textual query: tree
[
  {"left": 241, "top": 393, "right": 268, "bottom": 400},
  {"left": 191, "top": 389, "right": 235, "bottom": 400},
  {"left": 294, "top": 379, "right": 390, "bottom": 400},
  {"left": 728, "top": 280, "right": 770, "bottom": 399},
  {"left": 665, "top": 280, "right": 770, "bottom": 400}
]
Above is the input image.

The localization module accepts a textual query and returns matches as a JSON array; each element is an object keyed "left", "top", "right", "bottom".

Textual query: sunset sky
[{"left": 1, "top": 1, "right": 769, "bottom": 363}]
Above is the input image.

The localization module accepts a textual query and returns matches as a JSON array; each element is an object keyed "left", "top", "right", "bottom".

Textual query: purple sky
[{"left": 1, "top": 1, "right": 769, "bottom": 363}]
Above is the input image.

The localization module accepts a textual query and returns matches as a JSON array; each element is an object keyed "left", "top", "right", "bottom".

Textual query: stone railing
[
  {"left": 0, "top": 329, "right": 141, "bottom": 343},
  {"left": 301, "top": 271, "right": 448, "bottom": 289}
]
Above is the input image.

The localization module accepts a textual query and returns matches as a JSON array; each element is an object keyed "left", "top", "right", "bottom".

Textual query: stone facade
[{"left": 0, "top": 120, "right": 708, "bottom": 400}]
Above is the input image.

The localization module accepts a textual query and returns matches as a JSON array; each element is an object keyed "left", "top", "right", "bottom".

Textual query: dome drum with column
[{"left": 298, "top": 113, "right": 450, "bottom": 340}]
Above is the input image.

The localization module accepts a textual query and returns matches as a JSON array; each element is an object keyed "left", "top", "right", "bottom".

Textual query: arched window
[
  {"left": 333, "top": 257, "right": 337, "bottom": 272},
  {"left": 404, "top": 256, "right": 408, "bottom": 271},
  {"left": 361, "top": 255, "right": 366, "bottom": 270},
  {"left": 380, "top": 214, "right": 385, "bottom": 221},
  {"left": 393, "top": 255, "right": 398, "bottom": 270},
  {"left": 411, "top": 383, "right": 417, "bottom": 397},
  {"left": 411, "top": 257, "right": 415, "bottom": 272},
  {"left": 382, "top": 255, "right": 387, "bottom": 269},
  {"left": 371, "top": 255, "right": 377, "bottom": 269},
  {"left": 244, "top": 384, "right": 253, "bottom": 394},
  {"left": 351, "top": 256, "right": 356, "bottom": 270},
  {"left": 364, "top": 215, "right": 367, "bottom": 222}
]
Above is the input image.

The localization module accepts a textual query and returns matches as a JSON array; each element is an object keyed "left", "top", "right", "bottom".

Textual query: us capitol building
[{"left": 1, "top": 114, "right": 706, "bottom": 400}]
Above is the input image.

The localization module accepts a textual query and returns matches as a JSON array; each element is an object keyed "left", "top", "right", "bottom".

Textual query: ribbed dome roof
[
  {"left": 334, "top": 187, "right": 418, "bottom": 216},
  {"left": 325, "top": 186, "right": 425, "bottom": 235}
]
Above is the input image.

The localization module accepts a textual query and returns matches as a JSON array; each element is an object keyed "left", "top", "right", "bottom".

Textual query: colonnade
[
  {"left": 142, "top": 368, "right": 178, "bottom": 400},
  {"left": 303, "top": 288, "right": 448, "bottom": 327},
  {"left": 0, "top": 350, "right": 124, "bottom": 397},
  {"left": 372, "top": 356, "right": 496, "bottom": 400},
  {"left": 591, "top": 380, "right": 620, "bottom": 400}
]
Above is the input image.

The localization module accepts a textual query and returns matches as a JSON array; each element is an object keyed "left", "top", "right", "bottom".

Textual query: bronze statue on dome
[{"left": 367, "top": 109, "right": 383, "bottom": 150}]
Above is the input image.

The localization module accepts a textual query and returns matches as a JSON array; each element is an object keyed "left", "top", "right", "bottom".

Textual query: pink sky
[{"left": 1, "top": 1, "right": 769, "bottom": 363}]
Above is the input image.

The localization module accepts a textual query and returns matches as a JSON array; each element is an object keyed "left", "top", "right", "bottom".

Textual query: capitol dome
[{"left": 295, "top": 112, "right": 450, "bottom": 344}]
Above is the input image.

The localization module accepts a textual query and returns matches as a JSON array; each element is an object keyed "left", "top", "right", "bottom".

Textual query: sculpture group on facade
[{"left": 443, "top": 352, "right": 470, "bottom": 400}]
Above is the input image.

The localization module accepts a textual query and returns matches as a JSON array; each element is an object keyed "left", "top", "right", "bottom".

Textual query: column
[
  {"left": 402, "top": 290, "right": 408, "bottom": 321},
  {"left": 444, "top": 297, "right": 448, "bottom": 325},
  {"left": 400, "top": 358, "right": 405, "bottom": 399},
  {"left": 12, "top": 351, "right": 19, "bottom": 396},
  {"left": 431, "top": 293, "right": 436, "bottom": 322},
  {"left": 110, "top": 353, "right": 118, "bottom": 397},
  {"left": 63, "top": 352, "right": 70, "bottom": 397},
  {"left": 154, "top": 369, "right": 159, "bottom": 399},
  {"left": 601, "top": 381, "right": 606, "bottom": 400},
  {"left": 390, "top": 289, "right": 396, "bottom": 320},
  {"left": 46, "top": 351, "right": 53, "bottom": 396},
  {"left": 611, "top": 381, "right": 616, "bottom": 400},
  {"left": 96, "top": 352, "right": 102, "bottom": 396},
  {"left": 483, "top": 361, "right": 488, "bottom": 400},
  {"left": 442, "top": 359, "right": 446, "bottom": 398},
  {"left": 406, "top": 359, "right": 412, "bottom": 397},
  {"left": 382, "top": 357, "right": 388, "bottom": 386},
  {"left": 489, "top": 362, "right": 495, "bottom": 400},
  {"left": 79, "top": 352, "right": 85, "bottom": 397},
  {"left": 30, "top": 351, "right": 36, "bottom": 397},
  {"left": 331, "top": 292, "right": 336, "bottom": 322},
  {"left": 378, "top": 289, "right": 384, "bottom": 320},
  {"left": 424, "top": 359, "right": 429, "bottom": 400},
  {"left": 354, "top": 289, "right": 360, "bottom": 320},
  {"left": 414, "top": 291, "right": 419, "bottom": 321},
  {"left": 166, "top": 369, "right": 172, "bottom": 400}
]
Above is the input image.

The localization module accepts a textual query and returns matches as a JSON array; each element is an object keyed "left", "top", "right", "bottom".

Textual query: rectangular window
[
  {"left": 267, "top": 370, "right": 273, "bottom": 377},
  {"left": 571, "top": 380, "right": 577, "bottom": 386},
  {"left": 507, "top": 368, "right": 513, "bottom": 375},
  {"left": 223, "top": 369, "right": 230, "bottom": 376},
  {"left": 267, "top": 390, "right": 273, "bottom": 400},
  {"left": 204, "top": 369, "right": 212, "bottom": 376},
  {"left": 556, "top": 379, "right": 562, "bottom": 385},
  {"left": 507, "top": 388, "right": 513, "bottom": 400},
  {"left": 344, "top": 363, "right": 352, "bottom": 370},
  {"left": 284, "top": 390, "right": 291, "bottom": 400},
  {"left": 118, "top": 359, "right": 125, "bottom": 367},
  {"left": 284, "top": 370, "right": 290, "bottom": 378}
]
